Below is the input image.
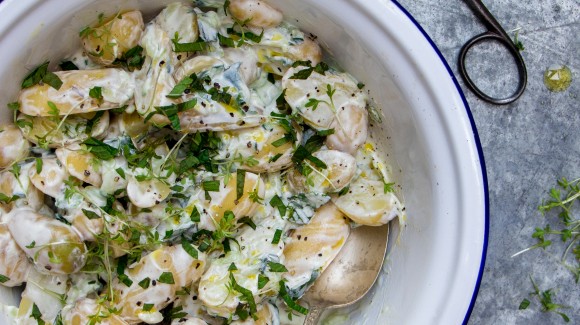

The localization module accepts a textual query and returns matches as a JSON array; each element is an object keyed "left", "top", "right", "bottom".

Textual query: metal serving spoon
[{"left": 301, "top": 224, "right": 389, "bottom": 324}]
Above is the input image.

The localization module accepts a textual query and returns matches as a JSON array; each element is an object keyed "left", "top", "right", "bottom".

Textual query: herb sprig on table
[{"left": 514, "top": 177, "right": 580, "bottom": 322}]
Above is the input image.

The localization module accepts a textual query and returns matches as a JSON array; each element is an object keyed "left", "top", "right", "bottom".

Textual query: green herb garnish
[
  {"left": 82, "top": 137, "right": 119, "bottom": 160},
  {"left": 271, "top": 229, "right": 282, "bottom": 244},
  {"left": 158, "top": 271, "right": 175, "bottom": 284},
  {"left": 267, "top": 261, "right": 288, "bottom": 272}
]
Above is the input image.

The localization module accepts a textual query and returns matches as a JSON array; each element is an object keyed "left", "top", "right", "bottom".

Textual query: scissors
[{"left": 458, "top": 0, "right": 527, "bottom": 105}]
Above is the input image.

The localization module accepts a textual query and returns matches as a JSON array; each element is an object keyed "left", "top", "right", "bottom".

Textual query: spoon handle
[{"left": 303, "top": 305, "right": 324, "bottom": 325}]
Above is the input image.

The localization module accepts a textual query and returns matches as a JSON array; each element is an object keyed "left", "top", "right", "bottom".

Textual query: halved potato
[
  {"left": 81, "top": 10, "right": 145, "bottom": 66},
  {"left": 332, "top": 178, "right": 400, "bottom": 226},
  {"left": 7, "top": 208, "right": 87, "bottom": 274},
  {"left": 0, "top": 125, "right": 30, "bottom": 169},
  {"left": 18, "top": 69, "right": 134, "bottom": 117}
]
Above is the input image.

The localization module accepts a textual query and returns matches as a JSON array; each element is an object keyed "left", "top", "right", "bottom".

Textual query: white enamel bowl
[{"left": 0, "top": 0, "right": 488, "bottom": 324}]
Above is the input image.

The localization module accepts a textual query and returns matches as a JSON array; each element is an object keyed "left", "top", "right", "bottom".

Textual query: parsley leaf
[
  {"left": 59, "top": 61, "right": 79, "bottom": 71},
  {"left": 181, "top": 237, "right": 199, "bottom": 259},
  {"left": 229, "top": 272, "right": 257, "bottom": 317},
  {"left": 236, "top": 169, "right": 246, "bottom": 201},
  {"left": 237, "top": 216, "right": 256, "bottom": 230},
  {"left": 202, "top": 180, "right": 220, "bottom": 192},
  {"left": 138, "top": 277, "right": 151, "bottom": 289},
  {"left": 519, "top": 298, "right": 530, "bottom": 310},
  {"left": 0, "top": 274, "right": 9, "bottom": 283},
  {"left": 113, "top": 45, "right": 145, "bottom": 70},
  {"left": 89, "top": 86, "right": 103, "bottom": 100},
  {"left": 158, "top": 271, "right": 175, "bottom": 284},
  {"left": 258, "top": 274, "right": 269, "bottom": 289},
  {"left": 279, "top": 280, "right": 309, "bottom": 315},
  {"left": 31, "top": 303, "right": 45, "bottom": 325},
  {"left": 218, "top": 33, "right": 236, "bottom": 47},
  {"left": 22, "top": 61, "right": 63, "bottom": 90},
  {"left": 82, "top": 137, "right": 119, "bottom": 160},
  {"left": 271, "top": 229, "right": 282, "bottom": 244},
  {"left": 190, "top": 206, "right": 201, "bottom": 222},
  {"left": 153, "top": 99, "right": 197, "bottom": 131},
  {"left": 82, "top": 209, "right": 100, "bottom": 220},
  {"left": 167, "top": 77, "right": 194, "bottom": 98},
  {"left": 0, "top": 193, "right": 20, "bottom": 204},
  {"left": 172, "top": 40, "right": 208, "bottom": 53},
  {"left": 270, "top": 195, "right": 287, "bottom": 217},
  {"left": 267, "top": 261, "right": 288, "bottom": 272},
  {"left": 42, "top": 71, "right": 63, "bottom": 90}
]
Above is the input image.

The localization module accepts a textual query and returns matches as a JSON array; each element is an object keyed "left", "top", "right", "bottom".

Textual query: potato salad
[{"left": 0, "top": 1, "right": 404, "bottom": 324}]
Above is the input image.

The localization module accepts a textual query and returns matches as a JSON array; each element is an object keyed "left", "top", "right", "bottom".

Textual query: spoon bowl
[{"left": 301, "top": 224, "right": 389, "bottom": 324}]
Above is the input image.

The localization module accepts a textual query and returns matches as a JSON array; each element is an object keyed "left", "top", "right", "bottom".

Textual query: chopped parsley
[
  {"left": 236, "top": 169, "right": 246, "bottom": 201},
  {"left": 59, "top": 61, "right": 79, "bottom": 71},
  {"left": 202, "top": 180, "right": 221, "bottom": 192},
  {"left": 138, "top": 277, "right": 151, "bottom": 289},
  {"left": 21, "top": 61, "right": 63, "bottom": 90},
  {"left": 279, "top": 280, "right": 309, "bottom": 315},
  {"left": 237, "top": 216, "right": 257, "bottom": 230},
  {"left": 82, "top": 137, "right": 119, "bottom": 160},
  {"left": 267, "top": 261, "right": 288, "bottom": 272},
  {"left": 113, "top": 45, "right": 145, "bottom": 70},
  {"left": 89, "top": 86, "right": 103, "bottom": 101},
  {"left": 181, "top": 237, "right": 199, "bottom": 259},
  {"left": 190, "top": 206, "right": 201, "bottom": 222},
  {"left": 271, "top": 229, "right": 282, "bottom": 244},
  {"left": 158, "top": 271, "right": 175, "bottom": 284},
  {"left": 270, "top": 195, "right": 287, "bottom": 217},
  {"left": 257, "top": 274, "right": 269, "bottom": 289}
]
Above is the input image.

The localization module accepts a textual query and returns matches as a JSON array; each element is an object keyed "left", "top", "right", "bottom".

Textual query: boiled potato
[
  {"left": 0, "top": 124, "right": 30, "bottom": 169},
  {"left": 56, "top": 145, "right": 102, "bottom": 187},
  {"left": 6, "top": 208, "right": 87, "bottom": 274},
  {"left": 332, "top": 178, "right": 400, "bottom": 226},
  {"left": 81, "top": 10, "right": 145, "bottom": 66},
  {"left": 283, "top": 203, "right": 349, "bottom": 290},
  {"left": 201, "top": 171, "right": 265, "bottom": 225},
  {"left": 17, "top": 111, "right": 109, "bottom": 148},
  {"left": 29, "top": 157, "right": 69, "bottom": 198},
  {"left": 287, "top": 149, "right": 356, "bottom": 193},
  {"left": 111, "top": 244, "right": 207, "bottom": 324},
  {"left": 228, "top": 0, "right": 283, "bottom": 28},
  {"left": 63, "top": 298, "right": 129, "bottom": 325},
  {"left": 19, "top": 69, "right": 134, "bottom": 117},
  {"left": 0, "top": 223, "right": 31, "bottom": 287}
]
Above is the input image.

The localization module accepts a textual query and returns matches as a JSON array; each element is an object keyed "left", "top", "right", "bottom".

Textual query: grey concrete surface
[{"left": 395, "top": 0, "right": 580, "bottom": 324}]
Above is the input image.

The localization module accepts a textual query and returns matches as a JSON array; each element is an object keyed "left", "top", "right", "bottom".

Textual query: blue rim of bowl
[{"left": 390, "top": 1, "right": 490, "bottom": 324}]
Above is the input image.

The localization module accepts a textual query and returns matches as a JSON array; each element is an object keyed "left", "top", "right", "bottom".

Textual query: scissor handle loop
[{"left": 458, "top": 32, "right": 527, "bottom": 105}]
